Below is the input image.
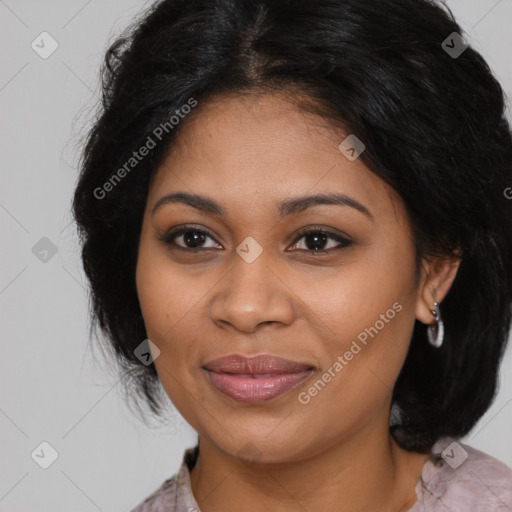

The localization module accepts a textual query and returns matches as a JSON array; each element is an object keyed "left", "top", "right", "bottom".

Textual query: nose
[{"left": 209, "top": 249, "right": 296, "bottom": 334}]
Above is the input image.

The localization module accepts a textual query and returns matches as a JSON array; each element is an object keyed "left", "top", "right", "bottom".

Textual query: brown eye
[
  {"left": 159, "top": 225, "right": 221, "bottom": 250},
  {"left": 288, "top": 228, "right": 353, "bottom": 253}
]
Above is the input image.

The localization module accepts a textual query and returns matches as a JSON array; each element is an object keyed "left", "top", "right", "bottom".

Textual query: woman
[{"left": 72, "top": 0, "right": 512, "bottom": 510}]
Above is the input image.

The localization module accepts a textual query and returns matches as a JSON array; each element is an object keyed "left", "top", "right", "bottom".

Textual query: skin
[{"left": 135, "top": 91, "right": 461, "bottom": 512}]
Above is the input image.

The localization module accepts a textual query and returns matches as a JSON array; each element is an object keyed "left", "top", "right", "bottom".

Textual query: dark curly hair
[{"left": 72, "top": 0, "right": 512, "bottom": 452}]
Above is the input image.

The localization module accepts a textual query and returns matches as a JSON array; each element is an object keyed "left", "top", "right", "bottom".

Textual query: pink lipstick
[{"left": 203, "top": 354, "right": 314, "bottom": 404}]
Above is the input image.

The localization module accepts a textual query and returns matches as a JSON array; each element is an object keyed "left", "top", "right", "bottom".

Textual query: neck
[{"left": 189, "top": 411, "right": 431, "bottom": 512}]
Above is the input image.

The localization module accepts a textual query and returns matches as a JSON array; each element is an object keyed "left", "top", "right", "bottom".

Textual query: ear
[{"left": 416, "top": 253, "right": 461, "bottom": 325}]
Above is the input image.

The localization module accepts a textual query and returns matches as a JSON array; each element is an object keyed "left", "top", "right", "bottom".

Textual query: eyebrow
[{"left": 151, "top": 191, "right": 373, "bottom": 220}]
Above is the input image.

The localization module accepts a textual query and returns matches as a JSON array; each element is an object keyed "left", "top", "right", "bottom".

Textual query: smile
[
  {"left": 202, "top": 353, "right": 316, "bottom": 404},
  {"left": 204, "top": 369, "right": 314, "bottom": 403}
]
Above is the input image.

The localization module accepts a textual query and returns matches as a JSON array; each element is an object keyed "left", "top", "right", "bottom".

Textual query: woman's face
[{"left": 136, "top": 92, "right": 425, "bottom": 462}]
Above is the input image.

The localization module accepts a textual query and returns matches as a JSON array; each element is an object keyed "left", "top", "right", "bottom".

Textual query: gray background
[{"left": 1, "top": 1, "right": 511, "bottom": 510}]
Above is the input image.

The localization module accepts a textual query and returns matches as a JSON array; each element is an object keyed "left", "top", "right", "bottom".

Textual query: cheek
[
  {"left": 299, "top": 240, "right": 417, "bottom": 404},
  {"left": 301, "top": 243, "right": 416, "bottom": 345},
  {"left": 295, "top": 305, "right": 414, "bottom": 451},
  {"left": 136, "top": 237, "right": 200, "bottom": 340},
  {"left": 135, "top": 242, "right": 203, "bottom": 411},
  {"left": 135, "top": 235, "right": 213, "bottom": 380}
]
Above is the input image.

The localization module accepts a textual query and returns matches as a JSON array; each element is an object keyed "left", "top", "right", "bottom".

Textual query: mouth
[{"left": 203, "top": 354, "right": 315, "bottom": 404}]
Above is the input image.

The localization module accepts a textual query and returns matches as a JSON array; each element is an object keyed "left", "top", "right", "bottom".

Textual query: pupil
[
  {"left": 184, "top": 231, "right": 205, "bottom": 248},
  {"left": 306, "top": 233, "right": 327, "bottom": 251}
]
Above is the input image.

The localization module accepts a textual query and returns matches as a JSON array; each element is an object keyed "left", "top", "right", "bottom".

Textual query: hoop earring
[{"left": 427, "top": 301, "right": 444, "bottom": 348}]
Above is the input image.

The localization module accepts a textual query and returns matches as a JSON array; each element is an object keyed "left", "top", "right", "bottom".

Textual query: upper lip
[{"left": 203, "top": 354, "right": 315, "bottom": 374}]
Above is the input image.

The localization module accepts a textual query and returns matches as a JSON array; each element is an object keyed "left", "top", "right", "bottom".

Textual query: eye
[
  {"left": 288, "top": 227, "right": 353, "bottom": 254},
  {"left": 159, "top": 225, "right": 353, "bottom": 254},
  {"left": 159, "top": 225, "right": 221, "bottom": 251}
]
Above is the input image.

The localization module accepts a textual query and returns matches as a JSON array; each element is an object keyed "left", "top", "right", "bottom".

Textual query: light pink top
[{"left": 131, "top": 436, "right": 512, "bottom": 511}]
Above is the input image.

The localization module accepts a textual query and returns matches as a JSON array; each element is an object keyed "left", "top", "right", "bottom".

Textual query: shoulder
[
  {"left": 414, "top": 437, "right": 512, "bottom": 511},
  {"left": 130, "top": 476, "right": 178, "bottom": 512},
  {"left": 130, "top": 445, "right": 200, "bottom": 512}
]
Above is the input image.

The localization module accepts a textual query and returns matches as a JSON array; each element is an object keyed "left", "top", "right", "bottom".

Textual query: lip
[
  {"left": 203, "top": 354, "right": 315, "bottom": 403},
  {"left": 204, "top": 354, "right": 314, "bottom": 374}
]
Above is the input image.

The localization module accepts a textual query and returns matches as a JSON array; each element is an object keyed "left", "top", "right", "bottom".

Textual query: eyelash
[{"left": 159, "top": 224, "right": 353, "bottom": 254}]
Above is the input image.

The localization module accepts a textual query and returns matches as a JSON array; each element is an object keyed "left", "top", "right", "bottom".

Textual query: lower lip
[{"left": 204, "top": 369, "right": 313, "bottom": 403}]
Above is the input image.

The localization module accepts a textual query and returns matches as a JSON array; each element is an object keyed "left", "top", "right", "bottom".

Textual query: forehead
[{"left": 148, "top": 92, "right": 400, "bottom": 221}]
